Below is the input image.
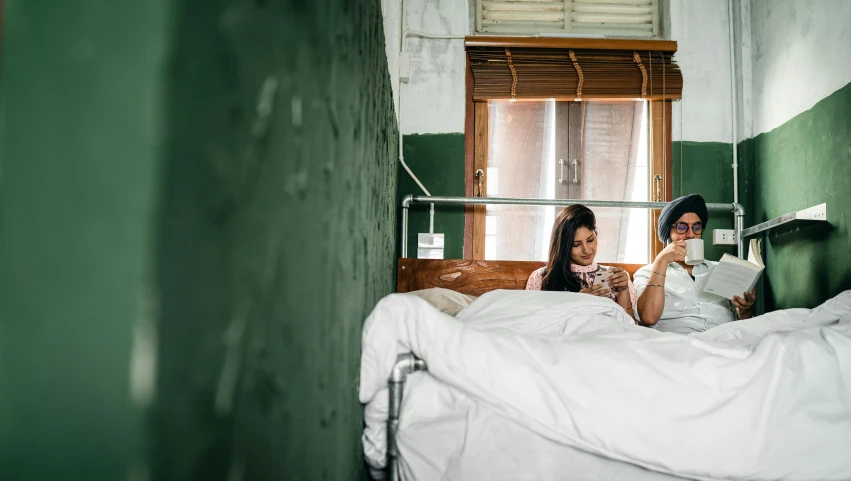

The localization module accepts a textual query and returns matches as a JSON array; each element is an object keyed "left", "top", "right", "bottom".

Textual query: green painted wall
[
  {"left": 398, "top": 133, "right": 466, "bottom": 258},
  {"left": 672, "top": 141, "right": 738, "bottom": 262},
  {"left": 748, "top": 81, "right": 851, "bottom": 310},
  {"left": 398, "top": 134, "right": 743, "bottom": 263},
  {"left": 153, "top": 1, "right": 397, "bottom": 481},
  {"left": 0, "top": 2, "right": 170, "bottom": 479},
  {"left": 1, "top": 1, "right": 396, "bottom": 480}
]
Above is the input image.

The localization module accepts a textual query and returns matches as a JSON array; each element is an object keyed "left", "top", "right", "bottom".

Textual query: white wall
[
  {"left": 750, "top": 0, "right": 851, "bottom": 136},
  {"left": 380, "top": 0, "right": 746, "bottom": 143},
  {"left": 381, "top": 0, "right": 402, "bottom": 120},
  {"left": 382, "top": 0, "right": 851, "bottom": 141},
  {"left": 669, "top": 0, "right": 735, "bottom": 143},
  {"left": 403, "top": 0, "right": 469, "bottom": 134},
  {"left": 381, "top": 0, "right": 470, "bottom": 135},
  {"left": 732, "top": 0, "right": 753, "bottom": 142}
]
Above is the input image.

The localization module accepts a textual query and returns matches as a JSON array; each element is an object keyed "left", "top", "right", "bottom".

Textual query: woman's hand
[
  {"left": 656, "top": 240, "right": 687, "bottom": 264},
  {"left": 580, "top": 285, "right": 611, "bottom": 297},
  {"left": 607, "top": 267, "right": 630, "bottom": 293},
  {"left": 733, "top": 289, "right": 757, "bottom": 319}
]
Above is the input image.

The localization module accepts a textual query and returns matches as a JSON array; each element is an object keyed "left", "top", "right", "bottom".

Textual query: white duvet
[{"left": 359, "top": 290, "right": 851, "bottom": 481}]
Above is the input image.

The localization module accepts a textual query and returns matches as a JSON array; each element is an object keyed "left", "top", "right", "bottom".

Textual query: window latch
[
  {"left": 475, "top": 169, "right": 484, "bottom": 197},
  {"left": 653, "top": 174, "right": 663, "bottom": 201}
]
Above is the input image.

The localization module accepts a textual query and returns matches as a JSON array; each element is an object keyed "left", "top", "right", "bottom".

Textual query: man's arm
[
  {"left": 636, "top": 241, "right": 686, "bottom": 326},
  {"left": 636, "top": 260, "right": 668, "bottom": 326}
]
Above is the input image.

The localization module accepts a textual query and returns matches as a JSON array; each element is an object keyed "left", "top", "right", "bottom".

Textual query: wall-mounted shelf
[{"left": 741, "top": 203, "right": 828, "bottom": 237}]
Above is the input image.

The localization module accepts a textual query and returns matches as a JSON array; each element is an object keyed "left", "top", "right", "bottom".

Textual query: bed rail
[
  {"left": 388, "top": 353, "right": 428, "bottom": 481},
  {"left": 400, "top": 195, "right": 746, "bottom": 259}
]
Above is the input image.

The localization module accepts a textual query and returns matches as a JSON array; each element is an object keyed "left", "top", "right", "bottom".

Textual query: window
[
  {"left": 464, "top": 38, "right": 678, "bottom": 263},
  {"left": 476, "top": 0, "right": 662, "bottom": 38},
  {"left": 483, "top": 100, "right": 650, "bottom": 263}
]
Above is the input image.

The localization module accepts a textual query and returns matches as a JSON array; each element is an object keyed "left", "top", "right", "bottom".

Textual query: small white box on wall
[
  {"left": 712, "top": 229, "right": 736, "bottom": 246},
  {"left": 417, "top": 233, "right": 444, "bottom": 259}
]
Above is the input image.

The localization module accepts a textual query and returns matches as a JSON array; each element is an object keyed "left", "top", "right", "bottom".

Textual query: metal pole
[
  {"left": 733, "top": 203, "right": 746, "bottom": 258},
  {"left": 387, "top": 382, "right": 403, "bottom": 481},
  {"left": 408, "top": 195, "right": 736, "bottom": 213},
  {"left": 388, "top": 353, "right": 427, "bottom": 481},
  {"left": 401, "top": 195, "right": 412, "bottom": 258},
  {"left": 399, "top": 195, "right": 743, "bottom": 259}
]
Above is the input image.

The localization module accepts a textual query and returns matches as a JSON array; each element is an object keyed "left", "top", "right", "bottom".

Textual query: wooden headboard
[{"left": 397, "top": 259, "right": 644, "bottom": 297}]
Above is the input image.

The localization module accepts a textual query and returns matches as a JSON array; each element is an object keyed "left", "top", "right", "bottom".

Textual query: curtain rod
[{"left": 465, "top": 36, "right": 678, "bottom": 52}]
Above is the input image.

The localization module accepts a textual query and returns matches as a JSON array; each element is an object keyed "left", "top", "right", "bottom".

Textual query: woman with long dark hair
[{"left": 525, "top": 204, "right": 637, "bottom": 321}]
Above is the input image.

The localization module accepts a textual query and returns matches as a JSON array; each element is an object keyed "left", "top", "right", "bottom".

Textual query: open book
[{"left": 702, "top": 239, "right": 765, "bottom": 300}]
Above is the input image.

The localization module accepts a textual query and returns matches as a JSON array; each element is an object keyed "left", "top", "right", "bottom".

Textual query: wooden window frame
[
  {"left": 648, "top": 100, "right": 674, "bottom": 260},
  {"left": 463, "top": 66, "right": 673, "bottom": 260}
]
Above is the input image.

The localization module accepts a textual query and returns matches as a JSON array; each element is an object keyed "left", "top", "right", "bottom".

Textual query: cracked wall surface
[{"left": 153, "top": 1, "right": 398, "bottom": 480}]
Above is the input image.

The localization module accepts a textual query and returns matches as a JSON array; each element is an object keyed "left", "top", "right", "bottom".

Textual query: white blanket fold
[{"left": 360, "top": 290, "right": 851, "bottom": 481}]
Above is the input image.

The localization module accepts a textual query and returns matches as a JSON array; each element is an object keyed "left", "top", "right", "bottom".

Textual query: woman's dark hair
[{"left": 541, "top": 204, "right": 597, "bottom": 292}]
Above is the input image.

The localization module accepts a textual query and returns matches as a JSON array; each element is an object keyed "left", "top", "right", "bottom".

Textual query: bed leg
[{"left": 388, "top": 353, "right": 427, "bottom": 481}]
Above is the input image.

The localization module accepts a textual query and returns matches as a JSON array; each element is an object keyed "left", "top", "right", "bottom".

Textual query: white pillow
[{"left": 406, "top": 287, "right": 477, "bottom": 316}]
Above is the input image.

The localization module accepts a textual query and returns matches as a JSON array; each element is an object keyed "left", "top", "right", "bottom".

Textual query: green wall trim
[
  {"left": 748, "top": 80, "right": 851, "bottom": 310},
  {"left": 153, "top": 1, "right": 397, "bottom": 479},
  {"left": 397, "top": 135, "right": 743, "bottom": 263},
  {"left": 671, "top": 140, "right": 737, "bottom": 261},
  {"left": 397, "top": 133, "right": 466, "bottom": 259}
]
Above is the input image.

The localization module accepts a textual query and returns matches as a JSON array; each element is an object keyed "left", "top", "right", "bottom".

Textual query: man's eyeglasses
[{"left": 672, "top": 222, "right": 703, "bottom": 235}]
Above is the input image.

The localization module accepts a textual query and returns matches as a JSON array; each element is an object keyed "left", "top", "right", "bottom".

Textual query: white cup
[{"left": 685, "top": 238, "right": 704, "bottom": 265}]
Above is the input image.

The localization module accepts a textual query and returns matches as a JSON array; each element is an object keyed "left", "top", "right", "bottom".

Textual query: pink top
[{"left": 525, "top": 262, "right": 638, "bottom": 317}]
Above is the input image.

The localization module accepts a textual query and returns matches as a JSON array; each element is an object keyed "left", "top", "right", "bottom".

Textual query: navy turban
[{"left": 657, "top": 194, "right": 708, "bottom": 244}]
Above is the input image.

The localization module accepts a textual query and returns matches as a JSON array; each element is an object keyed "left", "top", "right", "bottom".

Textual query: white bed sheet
[{"left": 360, "top": 289, "right": 851, "bottom": 481}]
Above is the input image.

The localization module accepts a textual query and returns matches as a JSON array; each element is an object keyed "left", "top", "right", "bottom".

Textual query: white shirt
[{"left": 633, "top": 261, "right": 735, "bottom": 334}]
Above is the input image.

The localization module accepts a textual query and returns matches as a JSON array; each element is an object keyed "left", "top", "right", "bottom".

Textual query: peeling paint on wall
[
  {"left": 670, "top": 0, "right": 735, "bottom": 144},
  {"left": 382, "top": 0, "right": 470, "bottom": 134}
]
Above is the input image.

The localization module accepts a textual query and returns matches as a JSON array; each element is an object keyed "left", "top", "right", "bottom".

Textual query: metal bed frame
[
  {"left": 386, "top": 195, "right": 745, "bottom": 481},
  {"left": 387, "top": 353, "right": 428, "bottom": 481}
]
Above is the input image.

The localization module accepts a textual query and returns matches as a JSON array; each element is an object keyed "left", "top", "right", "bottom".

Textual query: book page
[
  {"left": 748, "top": 238, "right": 764, "bottom": 267},
  {"left": 703, "top": 260, "right": 762, "bottom": 300}
]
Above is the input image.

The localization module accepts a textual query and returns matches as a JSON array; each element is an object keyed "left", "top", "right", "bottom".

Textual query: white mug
[{"left": 685, "top": 238, "right": 704, "bottom": 265}]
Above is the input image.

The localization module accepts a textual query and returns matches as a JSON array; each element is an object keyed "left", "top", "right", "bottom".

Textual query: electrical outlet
[
  {"left": 417, "top": 233, "right": 444, "bottom": 259},
  {"left": 712, "top": 229, "right": 736, "bottom": 245}
]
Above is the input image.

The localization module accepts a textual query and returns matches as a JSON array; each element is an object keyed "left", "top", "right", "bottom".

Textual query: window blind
[
  {"left": 466, "top": 37, "right": 682, "bottom": 101},
  {"left": 478, "top": 0, "right": 659, "bottom": 37}
]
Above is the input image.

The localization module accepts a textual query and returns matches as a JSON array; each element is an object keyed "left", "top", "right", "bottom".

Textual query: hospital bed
[
  {"left": 362, "top": 196, "right": 851, "bottom": 481},
  {"left": 388, "top": 258, "right": 647, "bottom": 481}
]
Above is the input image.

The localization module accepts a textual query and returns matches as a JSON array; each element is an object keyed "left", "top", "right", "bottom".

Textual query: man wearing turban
[{"left": 633, "top": 194, "right": 757, "bottom": 334}]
